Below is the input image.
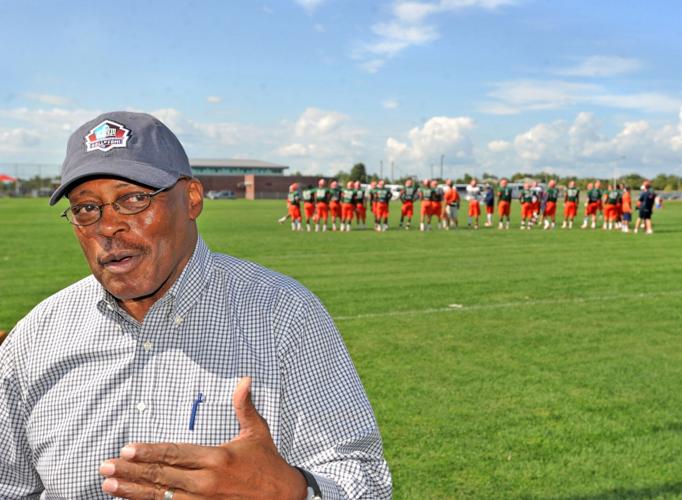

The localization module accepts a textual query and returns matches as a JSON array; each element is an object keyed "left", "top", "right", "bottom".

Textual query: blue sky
[{"left": 1, "top": 0, "right": 681, "bottom": 179}]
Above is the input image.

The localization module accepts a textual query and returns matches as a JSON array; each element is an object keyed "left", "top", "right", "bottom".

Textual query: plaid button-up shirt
[{"left": 0, "top": 238, "right": 391, "bottom": 499}]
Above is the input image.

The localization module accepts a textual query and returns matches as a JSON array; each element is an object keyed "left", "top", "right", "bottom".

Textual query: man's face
[{"left": 67, "top": 177, "right": 203, "bottom": 303}]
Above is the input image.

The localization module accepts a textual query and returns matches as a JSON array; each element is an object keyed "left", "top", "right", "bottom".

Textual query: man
[
  {"left": 340, "top": 181, "right": 356, "bottom": 231},
  {"left": 419, "top": 179, "right": 433, "bottom": 231},
  {"left": 328, "top": 180, "right": 342, "bottom": 232},
  {"left": 286, "top": 182, "right": 302, "bottom": 231},
  {"left": 562, "top": 180, "right": 580, "bottom": 229},
  {"left": 368, "top": 180, "right": 378, "bottom": 229},
  {"left": 581, "top": 182, "right": 600, "bottom": 229},
  {"left": 483, "top": 184, "right": 494, "bottom": 227},
  {"left": 634, "top": 181, "right": 656, "bottom": 234},
  {"left": 466, "top": 179, "right": 481, "bottom": 229},
  {"left": 442, "top": 179, "right": 460, "bottom": 230},
  {"left": 541, "top": 179, "right": 559, "bottom": 230},
  {"left": 530, "top": 180, "right": 543, "bottom": 226},
  {"left": 353, "top": 180, "right": 367, "bottom": 229},
  {"left": 399, "top": 178, "right": 419, "bottom": 230},
  {"left": 497, "top": 178, "right": 512, "bottom": 230},
  {"left": 429, "top": 179, "right": 444, "bottom": 230},
  {"left": 0, "top": 112, "right": 392, "bottom": 499},
  {"left": 302, "top": 184, "right": 316, "bottom": 232},
  {"left": 519, "top": 182, "right": 534, "bottom": 230},
  {"left": 314, "top": 178, "right": 331, "bottom": 232},
  {"left": 374, "top": 180, "right": 392, "bottom": 231},
  {"left": 603, "top": 184, "right": 621, "bottom": 231},
  {"left": 621, "top": 185, "right": 632, "bottom": 233}
]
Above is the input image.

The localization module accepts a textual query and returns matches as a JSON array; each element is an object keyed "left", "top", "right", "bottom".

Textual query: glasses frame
[{"left": 61, "top": 185, "right": 170, "bottom": 227}]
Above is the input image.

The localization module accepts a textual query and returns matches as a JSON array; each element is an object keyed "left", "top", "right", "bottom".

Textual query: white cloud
[
  {"left": 484, "top": 109, "right": 682, "bottom": 176},
  {"left": 24, "top": 93, "right": 72, "bottom": 106},
  {"left": 386, "top": 116, "right": 476, "bottom": 175},
  {"left": 206, "top": 96, "right": 222, "bottom": 104},
  {"left": 277, "top": 143, "right": 310, "bottom": 157},
  {"left": 314, "top": 23, "right": 325, "bottom": 32},
  {"left": 294, "top": 107, "right": 349, "bottom": 137},
  {"left": 0, "top": 128, "right": 41, "bottom": 152},
  {"left": 556, "top": 56, "right": 642, "bottom": 77},
  {"left": 360, "top": 59, "right": 386, "bottom": 73},
  {"left": 382, "top": 99, "right": 400, "bottom": 109},
  {"left": 355, "top": 0, "right": 517, "bottom": 72},
  {"left": 481, "top": 79, "right": 682, "bottom": 115},
  {"left": 488, "top": 140, "right": 510, "bottom": 152},
  {"left": 295, "top": 0, "right": 324, "bottom": 13}
]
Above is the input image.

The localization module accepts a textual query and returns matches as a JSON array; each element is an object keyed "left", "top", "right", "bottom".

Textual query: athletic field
[{"left": 1, "top": 198, "right": 681, "bottom": 499}]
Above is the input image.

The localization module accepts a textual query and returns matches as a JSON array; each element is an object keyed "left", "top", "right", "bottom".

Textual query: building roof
[{"left": 190, "top": 159, "right": 288, "bottom": 170}]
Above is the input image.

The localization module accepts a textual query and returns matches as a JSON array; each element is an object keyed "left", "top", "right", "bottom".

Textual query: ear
[{"left": 186, "top": 178, "right": 204, "bottom": 221}]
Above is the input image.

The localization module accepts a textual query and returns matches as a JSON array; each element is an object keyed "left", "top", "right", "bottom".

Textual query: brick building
[{"left": 191, "top": 159, "right": 326, "bottom": 199}]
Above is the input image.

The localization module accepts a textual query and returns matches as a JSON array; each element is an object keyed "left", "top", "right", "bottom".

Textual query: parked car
[{"left": 206, "top": 190, "right": 236, "bottom": 199}]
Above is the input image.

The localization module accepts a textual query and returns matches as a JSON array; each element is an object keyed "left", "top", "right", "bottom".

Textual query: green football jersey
[
  {"left": 498, "top": 186, "right": 513, "bottom": 202},
  {"left": 330, "top": 187, "right": 342, "bottom": 202},
  {"left": 587, "top": 188, "right": 602, "bottom": 203},
  {"left": 341, "top": 188, "right": 355, "bottom": 203},
  {"left": 315, "top": 187, "right": 330, "bottom": 203},
  {"left": 607, "top": 189, "right": 621, "bottom": 204},
  {"left": 546, "top": 187, "right": 559, "bottom": 202},
  {"left": 400, "top": 186, "right": 419, "bottom": 202},
  {"left": 302, "top": 189, "right": 314, "bottom": 202},
  {"left": 287, "top": 191, "right": 301, "bottom": 205},
  {"left": 520, "top": 188, "right": 534, "bottom": 204},
  {"left": 420, "top": 187, "right": 433, "bottom": 200},
  {"left": 565, "top": 187, "right": 579, "bottom": 202}
]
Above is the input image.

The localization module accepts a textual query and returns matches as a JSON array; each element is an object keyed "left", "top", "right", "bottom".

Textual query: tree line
[{"left": 332, "top": 164, "right": 682, "bottom": 192}]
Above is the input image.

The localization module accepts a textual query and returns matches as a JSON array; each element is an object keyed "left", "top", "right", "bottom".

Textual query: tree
[{"left": 350, "top": 163, "right": 367, "bottom": 183}]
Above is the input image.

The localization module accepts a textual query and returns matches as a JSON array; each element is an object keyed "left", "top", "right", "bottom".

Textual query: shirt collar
[{"left": 96, "top": 236, "right": 213, "bottom": 324}]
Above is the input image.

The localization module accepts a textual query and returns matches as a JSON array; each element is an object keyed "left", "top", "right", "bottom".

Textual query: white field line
[{"left": 334, "top": 289, "right": 682, "bottom": 321}]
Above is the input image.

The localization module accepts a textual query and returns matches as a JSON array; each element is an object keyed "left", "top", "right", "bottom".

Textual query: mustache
[{"left": 96, "top": 238, "right": 151, "bottom": 265}]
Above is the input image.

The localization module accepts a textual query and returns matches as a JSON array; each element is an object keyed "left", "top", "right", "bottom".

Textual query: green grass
[{"left": 1, "top": 198, "right": 681, "bottom": 499}]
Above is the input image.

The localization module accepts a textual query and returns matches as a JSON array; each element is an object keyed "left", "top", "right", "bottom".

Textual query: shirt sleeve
[
  {"left": 0, "top": 330, "right": 44, "bottom": 497},
  {"left": 277, "top": 296, "right": 392, "bottom": 500}
]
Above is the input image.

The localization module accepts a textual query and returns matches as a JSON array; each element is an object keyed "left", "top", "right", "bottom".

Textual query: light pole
[{"left": 440, "top": 154, "right": 444, "bottom": 180}]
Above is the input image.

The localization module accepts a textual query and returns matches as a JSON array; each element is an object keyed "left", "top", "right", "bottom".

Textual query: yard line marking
[{"left": 333, "top": 289, "right": 682, "bottom": 321}]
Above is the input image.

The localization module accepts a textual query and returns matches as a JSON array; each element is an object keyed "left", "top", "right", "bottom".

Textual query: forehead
[{"left": 67, "top": 177, "right": 150, "bottom": 199}]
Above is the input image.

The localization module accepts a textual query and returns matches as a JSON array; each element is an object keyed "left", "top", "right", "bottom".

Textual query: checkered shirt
[{"left": 0, "top": 237, "right": 392, "bottom": 499}]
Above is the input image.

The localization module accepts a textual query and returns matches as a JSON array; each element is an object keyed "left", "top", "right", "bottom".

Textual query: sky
[{"left": 1, "top": 0, "right": 681, "bottom": 180}]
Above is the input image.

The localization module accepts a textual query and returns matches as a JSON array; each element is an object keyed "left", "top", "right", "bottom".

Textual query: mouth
[{"left": 98, "top": 251, "right": 143, "bottom": 274}]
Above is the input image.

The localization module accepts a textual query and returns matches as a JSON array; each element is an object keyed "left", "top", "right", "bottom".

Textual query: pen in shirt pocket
[{"left": 188, "top": 392, "right": 205, "bottom": 431}]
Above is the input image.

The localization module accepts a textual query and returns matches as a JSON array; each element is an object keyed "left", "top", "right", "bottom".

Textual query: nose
[{"left": 96, "top": 203, "right": 129, "bottom": 237}]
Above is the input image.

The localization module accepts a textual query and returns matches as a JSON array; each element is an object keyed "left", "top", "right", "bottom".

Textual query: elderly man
[{"left": 0, "top": 112, "right": 392, "bottom": 499}]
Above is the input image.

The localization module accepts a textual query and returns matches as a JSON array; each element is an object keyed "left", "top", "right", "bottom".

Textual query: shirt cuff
[{"left": 312, "top": 471, "right": 343, "bottom": 500}]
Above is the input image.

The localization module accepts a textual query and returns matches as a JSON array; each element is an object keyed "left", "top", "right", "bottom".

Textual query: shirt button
[
  {"left": 143, "top": 341, "right": 153, "bottom": 351},
  {"left": 174, "top": 315, "right": 184, "bottom": 327},
  {"left": 136, "top": 402, "right": 146, "bottom": 412}
]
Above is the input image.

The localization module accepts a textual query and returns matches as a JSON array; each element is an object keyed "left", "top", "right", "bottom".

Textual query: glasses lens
[
  {"left": 67, "top": 204, "right": 101, "bottom": 226},
  {"left": 116, "top": 192, "right": 152, "bottom": 214}
]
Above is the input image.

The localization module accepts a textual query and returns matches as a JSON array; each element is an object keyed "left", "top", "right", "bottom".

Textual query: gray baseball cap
[{"left": 49, "top": 111, "right": 192, "bottom": 205}]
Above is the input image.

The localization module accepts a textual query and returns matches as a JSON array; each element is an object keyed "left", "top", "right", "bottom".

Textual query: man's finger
[
  {"left": 100, "top": 459, "right": 211, "bottom": 493},
  {"left": 119, "top": 442, "right": 225, "bottom": 468},
  {"left": 101, "top": 477, "right": 193, "bottom": 500},
  {"left": 232, "top": 376, "right": 269, "bottom": 438}
]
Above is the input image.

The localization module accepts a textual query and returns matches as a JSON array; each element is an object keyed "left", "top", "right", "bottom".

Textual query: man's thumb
[{"left": 233, "top": 377, "right": 264, "bottom": 436}]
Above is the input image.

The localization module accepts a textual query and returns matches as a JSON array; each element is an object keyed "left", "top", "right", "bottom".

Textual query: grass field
[{"left": 1, "top": 197, "right": 681, "bottom": 499}]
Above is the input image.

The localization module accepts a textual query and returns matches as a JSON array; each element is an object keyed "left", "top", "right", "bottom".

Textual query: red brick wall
[{"left": 195, "top": 175, "right": 331, "bottom": 199}]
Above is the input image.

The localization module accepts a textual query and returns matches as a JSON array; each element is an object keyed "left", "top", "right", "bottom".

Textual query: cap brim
[{"left": 49, "top": 159, "right": 183, "bottom": 205}]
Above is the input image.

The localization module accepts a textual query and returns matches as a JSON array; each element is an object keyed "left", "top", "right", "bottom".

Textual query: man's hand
[{"left": 99, "top": 377, "right": 308, "bottom": 499}]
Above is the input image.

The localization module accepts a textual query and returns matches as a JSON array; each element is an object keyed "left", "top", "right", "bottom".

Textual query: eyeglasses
[{"left": 61, "top": 186, "right": 169, "bottom": 226}]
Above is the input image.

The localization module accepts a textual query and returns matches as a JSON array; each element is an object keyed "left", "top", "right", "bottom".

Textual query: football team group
[{"left": 281, "top": 178, "right": 658, "bottom": 235}]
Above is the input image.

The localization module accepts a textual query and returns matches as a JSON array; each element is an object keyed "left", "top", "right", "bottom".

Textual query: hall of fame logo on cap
[{"left": 84, "top": 120, "right": 131, "bottom": 152}]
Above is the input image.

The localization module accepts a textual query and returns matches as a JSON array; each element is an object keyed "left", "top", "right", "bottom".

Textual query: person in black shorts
[{"left": 634, "top": 181, "right": 656, "bottom": 234}]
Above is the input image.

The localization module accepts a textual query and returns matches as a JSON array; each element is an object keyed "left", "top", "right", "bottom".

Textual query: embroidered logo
[{"left": 84, "top": 120, "right": 131, "bottom": 152}]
